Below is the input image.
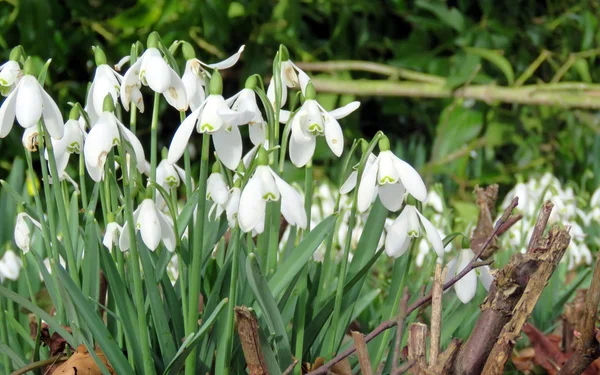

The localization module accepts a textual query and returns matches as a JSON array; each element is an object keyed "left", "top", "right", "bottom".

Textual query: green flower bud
[
  {"left": 9, "top": 46, "right": 25, "bottom": 62},
  {"left": 147, "top": 32, "right": 159, "bottom": 49},
  {"left": 209, "top": 70, "right": 223, "bottom": 95},
  {"left": 93, "top": 46, "right": 107, "bottom": 66},
  {"left": 461, "top": 236, "right": 471, "bottom": 250},
  {"left": 23, "top": 58, "right": 34, "bottom": 76},
  {"left": 212, "top": 162, "right": 221, "bottom": 174},
  {"left": 359, "top": 139, "right": 369, "bottom": 154},
  {"left": 378, "top": 135, "right": 390, "bottom": 152},
  {"left": 279, "top": 45, "right": 290, "bottom": 61},
  {"left": 161, "top": 147, "right": 168, "bottom": 160},
  {"left": 68, "top": 106, "right": 80, "bottom": 121},
  {"left": 103, "top": 94, "right": 115, "bottom": 113},
  {"left": 182, "top": 42, "right": 196, "bottom": 60},
  {"left": 257, "top": 147, "right": 269, "bottom": 166},
  {"left": 244, "top": 75, "right": 257, "bottom": 90},
  {"left": 305, "top": 82, "right": 316, "bottom": 100}
]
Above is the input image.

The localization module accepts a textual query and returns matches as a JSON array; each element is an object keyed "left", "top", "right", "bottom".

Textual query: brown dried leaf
[
  {"left": 304, "top": 357, "right": 352, "bottom": 375},
  {"left": 51, "top": 344, "right": 115, "bottom": 374},
  {"left": 29, "top": 316, "right": 73, "bottom": 357},
  {"left": 235, "top": 306, "right": 268, "bottom": 375}
]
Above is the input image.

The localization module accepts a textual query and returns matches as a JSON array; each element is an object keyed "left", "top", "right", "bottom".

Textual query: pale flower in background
[
  {"left": 86, "top": 64, "right": 123, "bottom": 123},
  {"left": 385, "top": 205, "right": 444, "bottom": 259},
  {"left": 207, "top": 171, "right": 230, "bottom": 219},
  {"left": 0, "top": 250, "right": 22, "bottom": 282},
  {"left": 120, "top": 199, "right": 176, "bottom": 252},
  {"left": 14, "top": 212, "right": 42, "bottom": 253},
  {"left": 102, "top": 222, "right": 123, "bottom": 253},
  {"left": 46, "top": 119, "right": 85, "bottom": 179},
  {"left": 445, "top": 249, "right": 493, "bottom": 304},
  {"left": 0, "top": 60, "right": 21, "bottom": 96}
]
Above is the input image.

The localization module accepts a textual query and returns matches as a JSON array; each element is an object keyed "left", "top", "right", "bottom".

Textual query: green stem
[
  {"left": 215, "top": 227, "right": 240, "bottom": 375},
  {"left": 327, "top": 133, "right": 382, "bottom": 357},
  {"left": 185, "top": 133, "right": 210, "bottom": 375},
  {"left": 0, "top": 300, "right": 10, "bottom": 374},
  {"left": 35, "top": 126, "right": 58, "bottom": 262},
  {"left": 43, "top": 125, "right": 79, "bottom": 288},
  {"left": 78, "top": 152, "right": 88, "bottom": 209},
  {"left": 117, "top": 139, "right": 156, "bottom": 375},
  {"left": 150, "top": 93, "right": 160, "bottom": 199}
]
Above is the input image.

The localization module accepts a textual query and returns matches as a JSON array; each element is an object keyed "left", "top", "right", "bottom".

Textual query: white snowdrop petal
[
  {"left": 340, "top": 171, "right": 357, "bottom": 194},
  {"left": 416, "top": 210, "right": 445, "bottom": 258},
  {"left": 119, "top": 222, "right": 131, "bottom": 251},
  {"left": 137, "top": 199, "right": 162, "bottom": 251},
  {"left": 212, "top": 125, "right": 243, "bottom": 170},
  {"left": 120, "top": 57, "right": 143, "bottom": 111},
  {"left": 377, "top": 151, "right": 399, "bottom": 184},
  {"left": 393, "top": 156, "right": 427, "bottom": 202},
  {"left": 289, "top": 133, "right": 316, "bottom": 168},
  {"left": 455, "top": 270, "right": 477, "bottom": 304},
  {"left": 385, "top": 215, "right": 411, "bottom": 258},
  {"left": 328, "top": 101, "right": 360, "bottom": 119},
  {"left": 167, "top": 105, "right": 203, "bottom": 164},
  {"left": 15, "top": 76, "right": 43, "bottom": 128},
  {"left": 163, "top": 67, "right": 188, "bottom": 111},
  {"left": 207, "top": 173, "right": 230, "bottom": 205},
  {"left": 0, "top": 87, "right": 17, "bottom": 137},
  {"left": 323, "top": 115, "right": 344, "bottom": 157},
  {"left": 378, "top": 182, "right": 405, "bottom": 212},
  {"left": 205, "top": 45, "right": 245, "bottom": 69},
  {"left": 238, "top": 176, "right": 266, "bottom": 233},
  {"left": 144, "top": 53, "right": 171, "bottom": 93},
  {"left": 248, "top": 122, "right": 266, "bottom": 146},
  {"left": 157, "top": 211, "right": 176, "bottom": 252},
  {"left": 40, "top": 87, "right": 65, "bottom": 139},
  {"left": 357, "top": 161, "right": 379, "bottom": 213},
  {"left": 270, "top": 169, "right": 307, "bottom": 229}
]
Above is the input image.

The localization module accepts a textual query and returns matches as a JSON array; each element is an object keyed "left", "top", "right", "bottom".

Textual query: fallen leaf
[{"left": 51, "top": 344, "right": 115, "bottom": 374}]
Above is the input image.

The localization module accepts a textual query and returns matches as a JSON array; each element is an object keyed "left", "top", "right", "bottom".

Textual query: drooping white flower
[
  {"left": 182, "top": 44, "right": 245, "bottom": 110},
  {"left": 446, "top": 249, "right": 493, "bottom": 304},
  {"left": 0, "top": 73, "right": 64, "bottom": 139},
  {"left": 41, "top": 256, "right": 66, "bottom": 280},
  {"left": 156, "top": 159, "right": 186, "bottom": 189},
  {"left": 22, "top": 126, "right": 40, "bottom": 152},
  {"left": 167, "top": 72, "right": 254, "bottom": 170},
  {"left": 120, "top": 45, "right": 187, "bottom": 112},
  {"left": 0, "top": 60, "right": 21, "bottom": 96},
  {"left": 83, "top": 111, "right": 146, "bottom": 182},
  {"left": 86, "top": 62, "right": 123, "bottom": 123},
  {"left": 342, "top": 137, "right": 427, "bottom": 212},
  {"left": 14, "top": 212, "right": 42, "bottom": 253},
  {"left": 207, "top": 169, "right": 230, "bottom": 220},
  {"left": 229, "top": 86, "right": 266, "bottom": 146},
  {"left": 267, "top": 49, "right": 310, "bottom": 108},
  {"left": 226, "top": 186, "right": 241, "bottom": 228},
  {"left": 102, "top": 222, "right": 123, "bottom": 253},
  {"left": 45, "top": 119, "right": 85, "bottom": 179},
  {"left": 120, "top": 198, "right": 176, "bottom": 251},
  {"left": 0, "top": 250, "right": 22, "bottom": 282},
  {"left": 238, "top": 149, "right": 306, "bottom": 234},
  {"left": 384, "top": 205, "right": 444, "bottom": 259},
  {"left": 283, "top": 88, "right": 359, "bottom": 167}
]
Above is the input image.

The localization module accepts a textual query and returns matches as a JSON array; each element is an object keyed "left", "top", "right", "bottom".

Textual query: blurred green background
[{"left": 1, "top": 0, "right": 599, "bottom": 199}]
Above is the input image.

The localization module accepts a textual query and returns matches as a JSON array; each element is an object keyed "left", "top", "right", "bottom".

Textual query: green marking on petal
[
  {"left": 379, "top": 176, "right": 396, "bottom": 184},
  {"left": 263, "top": 192, "right": 277, "bottom": 201},
  {"left": 201, "top": 123, "right": 214, "bottom": 132},
  {"left": 408, "top": 229, "right": 419, "bottom": 237}
]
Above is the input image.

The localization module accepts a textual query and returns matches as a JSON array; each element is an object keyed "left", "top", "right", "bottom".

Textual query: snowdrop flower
[
  {"left": 41, "top": 256, "right": 66, "bottom": 280},
  {"left": 0, "top": 250, "right": 22, "bottom": 282},
  {"left": 102, "top": 222, "right": 123, "bottom": 253},
  {"left": 0, "top": 58, "right": 64, "bottom": 139},
  {"left": 446, "top": 249, "right": 493, "bottom": 304},
  {"left": 14, "top": 212, "right": 42, "bottom": 253},
  {"left": 343, "top": 136, "right": 427, "bottom": 213},
  {"left": 207, "top": 164, "right": 230, "bottom": 219},
  {"left": 0, "top": 46, "right": 24, "bottom": 96},
  {"left": 85, "top": 47, "right": 124, "bottom": 123},
  {"left": 83, "top": 98, "right": 146, "bottom": 182},
  {"left": 229, "top": 77, "right": 266, "bottom": 146},
  {"left": 238, "top": 147, "right": 306, "bottom": 234},
  {"left": 267, "top": 46, "right": 310, "bottom": 107},
  {"left": 45, "top": 110, "right": 85, "bottom": 178},
  {"left": 22, "top": 126, "right": 40, "bottom": 152},
  {"left": 167, "top": 71, "right": 254, "bottom": 170},
  {"left": 120, "top": 198, "right": 176, "bottom": 251},
  {"left": 120, "top": 33, "right": 187, "bottom": 112},
  {"left": 283, "top": 83, "right": 360, "bottom": 167},
  {"left": 156, "top": 159, "right": 186, "bottom": 189},
  {"left": 181, "top": 42, "right": 245, "bottom": 110},
  {"left": 226, "top": 185, "right": 242, "bottom": 228},
  {"left": 385, "top": 205, "right": 444, "bottom": 259}
]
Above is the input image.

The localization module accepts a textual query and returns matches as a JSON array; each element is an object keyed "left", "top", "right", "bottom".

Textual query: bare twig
[
  {"left": 496, "top": 214, "right": 523, "bottom": 236},
  {"left": 352, "top": 331, "right": 374, "bottom": 375},
  {"left": 10, "top": 355, "right": 67, "bottom": 375},
  {"left": 527, "top": 202, "right": 553, "bottom": 253},
  {"left": 392, "top": 360, "right": 416, "bottom": 375},
  {"left": 482, "top": 226, "right": 571, "bottom": 374},
  {"left": 557, "top": 240, "right": 600, "bottom": 374},
  {"left": 282, "top": 359, "right": 299, "bottom": 375},
  {"left": 393, "top": 288, "right": 410, "bottom": 373},
  {"left": 407, "top": 323, "right": 428, "bottom": 374},
  {"left": 430, "top": 265, "right": 448, "bottom": 367},
  {"left": 304, "top": 199, "right": 519, "bottom": 375}
]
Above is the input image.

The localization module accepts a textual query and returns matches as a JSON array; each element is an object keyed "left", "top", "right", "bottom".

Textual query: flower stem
[
  {"left": 185, "top": 133, "right": 210, "bottom": 375},
  {"left": 78, "top": 152, "right": 88, "bottom": 209},
  {"left": 150, "top": 93, "right": 160, "bottom": 199},
  {"left": 215, "top": 226, "right": 240, "bottom": 375},
  {"left": 42, "top": 124, "right": 79, "bottom": 288},
  {"left": 117, "top": 138, "right": 156, "bottom": 375}
]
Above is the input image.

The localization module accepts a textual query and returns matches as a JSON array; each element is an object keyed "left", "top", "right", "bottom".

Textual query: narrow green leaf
[
  {"left": 269, "top": 215, "right": 336, "bottom": 297},
  {"left": 247, "top": 253, "right": 293, "bottom": 370},
  {"left": 0, "top": 179, "right": 25, "bottom": 205},
  {"left": 37, "top": 58, "right": 52, "bottom": 85},
  {"left": 163, "top": 298, "right": 228, "bottom": 375},
  {"left": 55, "top": 265, "right": 134, "bottom": 374},
  {"left": 0, "top": 342, "right": 27, "bottom": 369}
]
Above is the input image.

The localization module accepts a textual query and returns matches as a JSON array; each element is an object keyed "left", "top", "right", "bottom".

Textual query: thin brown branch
[
  {"left": 429, "top": 265, "right": 448, "bottom": 367},
  {"left": 496, "top": 214, "right": 523, "bottom": 236},
  {"left": 393, "top": 288, "right": 410, "bottom": 373},
  {"left": 282, "top": 359, "right": 299, "bottom": 375},
  {"left": 392, "top": 360, "right": 416, "bottom": 375},
  {"left": 304, "top": 199, "right": 519, "bottom": 375},
  {"left": 527, "top": 202, "right": 553, "bottom": 253},
  {"left": 10, "top": 355, "right": 67, "bottom": 375},
  {"left": 482, "top": 226, "right": 571, "bottom": 374},
  {"left": 557, "top": 238, "right": 600, "bottom": 374},
  {"left": 352, "top": 331, "right": 374, "bottom": 375}
]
